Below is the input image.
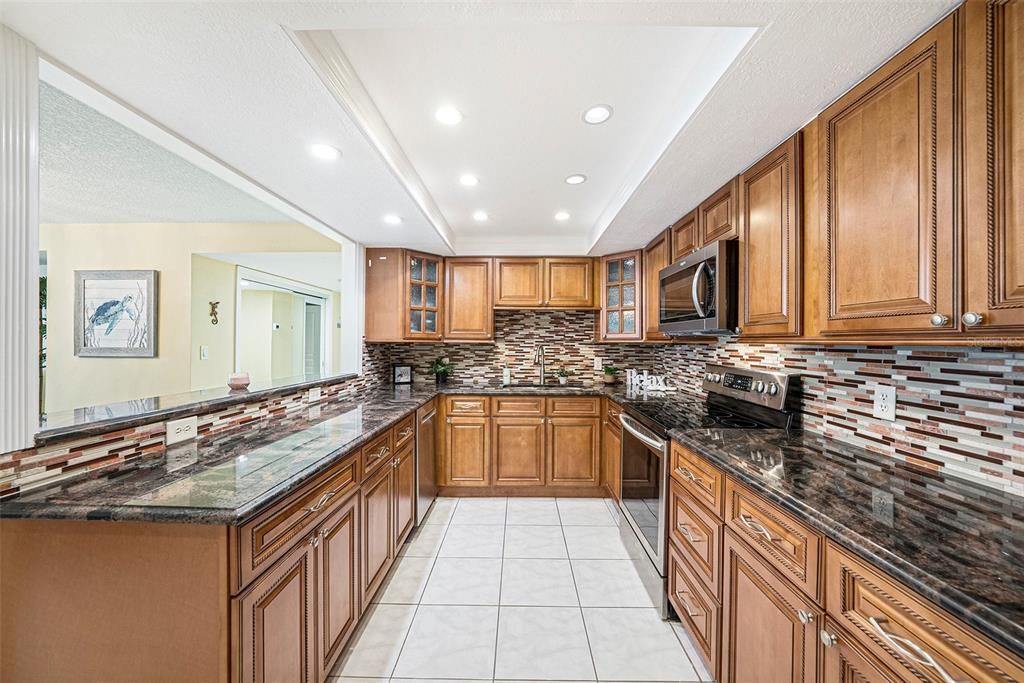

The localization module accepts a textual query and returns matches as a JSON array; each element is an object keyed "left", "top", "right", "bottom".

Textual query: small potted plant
[
  {"left": 430, "top": 357, "right": 453, "bottom": 385},
  {"left": 602, "top": 364, "right": 621, "bottom": 385},
  {"left": 556, "top": 367, "right": 573, "bottom": 385}
]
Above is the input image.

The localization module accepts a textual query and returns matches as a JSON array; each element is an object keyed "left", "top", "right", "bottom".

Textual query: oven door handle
[
  {"left": 618, "top": 413, "right": 667, "bottom": 452},
  {"left": 691, "top": 261, "right": 708, "bottom": 318}
]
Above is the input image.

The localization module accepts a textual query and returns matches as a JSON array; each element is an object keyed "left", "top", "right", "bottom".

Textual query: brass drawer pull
[
  {"left": 375, "top": 445, "right": 390, "bottom": 459},
  {"left": 868, "top": 616, "right": 965, "bottom": 683},
  {"left": 304, "top": 490, "right": 337, "bottom": 514},
  {"left": 676, "top": 522, "right": 702, "bottom": 544},
  {"left": 738, "top": 512, "right": 775, "bottom": 543},
  {"left": 398, "top": 428, "right": 413, "bottom": 439},
  {"left": 454, "top": 401, "right": 478, "bottom": 410},
  {"left": 677, "top": 466, "right": 704, "bottom": 486}
]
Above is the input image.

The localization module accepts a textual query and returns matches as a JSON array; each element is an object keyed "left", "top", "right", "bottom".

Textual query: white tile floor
[{"left": 331, "top": 497, "right": 707, "bottom": 683}]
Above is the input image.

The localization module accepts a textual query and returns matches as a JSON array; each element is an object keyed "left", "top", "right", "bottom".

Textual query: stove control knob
[
  {"left": 704, "top": 373, "right": 713, "bottom": 381},
  {"left": 710, "top": 374, "right": 721, "bottom": 383},
  {"left": 754, "top": 381, "right": 765, "bottom": 393},
  {"left": 767, "top": 383, "right": 779, "bottom": 396}
]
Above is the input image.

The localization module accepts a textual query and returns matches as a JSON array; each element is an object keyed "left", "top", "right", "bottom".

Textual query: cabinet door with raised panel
[
  {"left": 721, "top": 531, "right": 819, "bottom": 683},
  {"left": 444, "top": 257, "right": 493, "bottom": 340},
  {"left": 818, "top": 15, "right": 956, "bottom": 336},
  {"left": 643, "top": 229, "right": 671, "bottom": 340},
  {"left": 361, "top": 463, "right": 394, "bottom": 604},
  {"left": 547, "top": 417, "right": 600, "bottom": 486},
  {"left": 600, "top": 251, "right": 642, "bottom": 341},
  {"left": 739, "top": 134, "right": 802, "bottom": 338},
  {"left": 494, "top": 257, "right": 544, "bottom": 307},
  {"left": 964, "top": 0, "right": 1024, "bottom": 333},
  {"left": 492, "top": 417, "right": 546, "bottom": 486},
  {"left": 602, "top": 419, "right": 621, "bottom": 500},
  {"left": 405, "top": 251, "right": 443, "bottom": 340},
  {"left": 315, "top": 493, "right": 360, "bottom": 681},
  {"left": 545, "top": 257, "right": 595, "bottom": 307},
  {"left": 444, "top": 416, "right": 491, "bottom": 486},
  {"left": 671, "top": 210, "right": 699, "bottom": 261},
  {"left": 700, "top": 177, "right": 739, "bottom": 245},
  {"left": 235, "top": 537, "right": 315, "bottom": 683},
  {"left": 393, "top": 442, "right": 416, "bottom": 548}
]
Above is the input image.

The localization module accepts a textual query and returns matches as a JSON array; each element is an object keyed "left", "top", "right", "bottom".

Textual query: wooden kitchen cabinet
[
  {"left": 444, "top": 416, "right": 491, "bottom": 486},
  {"left": 405, "top": 251, "right": 444, "bottom": 340},
  {"left": 963, "top": 0, "right": 1024, "bottom": 335},
  {"left": 643, "top": 229, "right": 672, "bottom": 341},
  {"left": 546, "top": 417, "right": 601, "bottom": 486},
  {"left": 545, "top": 257, "right": 595, "bottom": 307},
  {"left": 314, "top": 493, "right": 361, "bottom": 681},
  {"left": 361, "top": 463, "right": 394, "bottom": 604},
  {"left": 699, "top": 177, "right": 739, "bottom": 245},
  {"left": 444, "top": 257, "right": 493, "bottom": 341},
  {"left": 602, "top": 401, "right": 622, "bottom": 500},
  {"left": 236, "top": 535, "right": 316, "bottom": 683},
  {"left": 671, "top": 209, "right": 700, "bottom": 261},
  {"left": 669, "top": 542, "right": 721, "bottom": 681},
  {"left": 600, "top": 250, "right": 643, "bottom": 341},
  {"left": 393, "top": 441, "right": 416, "bottom": 548},
  {"left": 820, "top": 617, "right": 905, "bottom": 683},
  {"left": 493, "top": 257, "right": 595, "bottom": 308},
  {"left": 494, "top": 257, "right": 545, "bottom": 307},
  {"left": 492, "top": 417, "right": 546, "bottom": 485},
  {"left": 739, "top": 133, "right": 803, "bottom": 338},
  {"left": 721, "top": 529, "right": 820, "bottom": 683},
  {"left": 364, "top": 248, "right": 444, "bottom": 342},
  {"left": 817, "top": 14, "right": 956, "bottom": 337}
]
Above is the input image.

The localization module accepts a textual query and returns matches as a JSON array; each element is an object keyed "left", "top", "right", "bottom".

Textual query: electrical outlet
[
  {"left": 166, "top": 416, "right": 198, "bottom": 446},
  {"left": 871, "top": 489, "right": 894, "bottom": 526},
  {"left": 308, "top": 386, "right": 322, "bottom": 403},
  {"left": 199, "top": 345, "right": 209, "bottom": 361},
  {"left": 593, "top": 356, "right": 603, "bottom": 371},
  {"left": 872, "top": 385, "right": 897, "bottom": 421}
]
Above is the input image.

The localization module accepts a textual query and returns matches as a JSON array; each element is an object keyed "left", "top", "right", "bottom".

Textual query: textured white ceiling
[
  {"left": 3, "top": 1, "right": 958, "bottom": 255},
  {"left": 39, "top": 81, "right": 289, "bottom": 224}
]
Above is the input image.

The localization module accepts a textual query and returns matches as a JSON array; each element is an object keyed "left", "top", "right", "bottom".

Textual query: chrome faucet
[{"left": 533, "top": 345, "right": 546, "bottom": 385}]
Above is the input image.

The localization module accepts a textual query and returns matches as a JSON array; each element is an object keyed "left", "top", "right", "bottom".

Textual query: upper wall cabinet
[
  {"left": 364, "top": 248, "right": 443, "bottom": 342},
  {"left": 643, "top": 229, "right": 672, "bottom": 341},
  {"left": 405, "top": 251, "right": 444, "bottom": 340},
  {"left": 493, "top": 257, "right": 595, "bottom": 308},
  {"left": 738, "top": 133, "right": 803, "bottom": 338},
  {"left": 444, "top": 257, "right": 493, "bottom": 341},
  {"left": 671, "top": 210, "right": 700, "bottom": 261},
  {"left": 817, "top": 14, "right": 956, "bottom": 337},
  {"left": 963, "top": 0, "right": 1024, "bottom": 334},
  {"left": 365, "top": 248, "right": 404, "bottom": 342},
  {"left": 600, "top": 251, "right": 643, "bottom": 341},
  {"left": 699, "top": 177, "right": 740, "bottom": 245}
]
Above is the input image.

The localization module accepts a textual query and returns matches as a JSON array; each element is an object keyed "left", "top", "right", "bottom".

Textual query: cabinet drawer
[
  {"left": 605, "top": 400, "right": 622, "bottom": 433},
  {"left": 446, "top": 396, "right": 489, "bottom": 416},
  {"left": 821, "top": 617, "right": 904, "bottom": 683},
  {"left": 825, "top": 541, "right": 1024, "bottom": 683},
  {"left": 724, "top": 477, "right": 821, "bottom": 600},
  {"left": 491, "top": 396, "right": 545, "bottom": 416},
  {"left": 670, "top": 441, "right": 724, "bottom": 518},
  {"left": 546, "top": 396, "right": 600, "bottom": 416},
  {"left": 669, "top": 542, "right": 720, "bottom": 680},
  {"left": 361, "top": 431, "right": 394, "bottom": 478},
  {"left": 393, "top": 414, "right": 415, "bottom": 449},
  {"left": 669, "top": 479, "right": 723, "bottom": 596},
  {"left": 234, "top": 454, "right": 358, "bottom": 592}
]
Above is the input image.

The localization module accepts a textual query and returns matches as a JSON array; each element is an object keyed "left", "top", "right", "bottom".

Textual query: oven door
[
  {"left": 618, "top": 413, "right": 668, "bottom": 576},
  {"left": 659, "top": 249, "right": 716, "bottom": 335}
]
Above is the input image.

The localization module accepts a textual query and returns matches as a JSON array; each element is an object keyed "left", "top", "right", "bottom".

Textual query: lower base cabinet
[
  {"left": 602, "top": 419, "right": 621, "bottom": 500},
  {"left": 394, "top": 441, "right": 416, "bottom": 548},
  {"left": 315, "top": 494, "right": 361, "bottom": 681},
  {"left": 492, "top": 417, "right": 546, "bottom": 485},
  {"left": 445, "top": 416, "right": 491, "bottom": 486},
  {"left": 668, "top": 542, "right": 720, "bottom": 680},
  {"left": 721, "top": 529, "right": 821, "bottom": 683},
  {"left": 546, "top": 417, "right": 600, "bottom": 486},
  {"left": 820, "top": 618, "right": 903, "bottom": 683},
  {"left": 361, "top": 463, "right": 394, "bottom": 604}
]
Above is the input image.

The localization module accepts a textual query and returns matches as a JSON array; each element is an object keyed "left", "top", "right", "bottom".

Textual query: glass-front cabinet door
[
  {"left": 406, "top": 251, "right": 443, "bottom": 340},
  {"left": 601, "top": 250, "right": 642, "bottom": 341}
]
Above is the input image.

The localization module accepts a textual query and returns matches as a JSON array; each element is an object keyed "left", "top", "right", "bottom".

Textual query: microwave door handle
[{"left": 691, "top": 261, "right": 708, "bottom": 318}]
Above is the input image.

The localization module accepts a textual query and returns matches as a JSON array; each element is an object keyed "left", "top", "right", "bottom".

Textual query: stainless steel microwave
[{"left": 658, "top": 240, "right": 738, "bottom": 336}]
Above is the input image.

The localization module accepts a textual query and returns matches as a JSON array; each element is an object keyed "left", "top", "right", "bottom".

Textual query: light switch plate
[
  {"left": 166, "top": 416, "right": 198, "bottom": 445},
  {"left": 199, "top": 345, "right": 209, "bottom": 360},
  {"left": 593, "top": 356, "right": 603, "bottom": 371},
  {"left": 872, "top": 385, "right": 897, "bottom": 421}
]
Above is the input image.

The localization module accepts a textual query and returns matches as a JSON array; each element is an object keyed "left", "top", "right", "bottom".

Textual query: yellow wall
[
  {"left": 189, "top": 254, "right": 237, "bottom": 392},
  {"left": 40, "top": 222, "right": 340, "bottom": 414},
  {"left": 238, "top": 289, "right": 273, "bottom": 384}
]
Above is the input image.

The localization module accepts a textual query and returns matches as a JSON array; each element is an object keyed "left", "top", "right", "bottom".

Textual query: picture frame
[
  {"left": 392, "top": 364, "right": 413, "bottom": 385},
  {"left": 74, "top": 270, "right": 158, "bottom": 358}
]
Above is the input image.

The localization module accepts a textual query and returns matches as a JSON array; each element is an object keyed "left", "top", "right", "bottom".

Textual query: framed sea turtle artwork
[{"left": 74, "top": 270, "right": 157, "bottom": 357}]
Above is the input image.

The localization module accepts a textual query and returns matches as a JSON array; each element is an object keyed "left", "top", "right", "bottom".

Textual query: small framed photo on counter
[{"left": 392, "top": 364, "right": 413, "bottom": 385}]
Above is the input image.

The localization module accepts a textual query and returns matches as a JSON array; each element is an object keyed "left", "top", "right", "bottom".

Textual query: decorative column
[{"left": 0, "top": 25, "right": 40, "bottom": 454}]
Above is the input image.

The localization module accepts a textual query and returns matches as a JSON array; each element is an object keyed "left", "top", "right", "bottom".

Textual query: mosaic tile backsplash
[{"left": 1, "top": 309, "right": 1021, "bottom": 498}]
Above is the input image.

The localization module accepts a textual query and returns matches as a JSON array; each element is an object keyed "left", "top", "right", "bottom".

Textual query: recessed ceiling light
[
  {"left": 473, "top": 210, "right": 489, "bottom": 222},
  {"left": 435, "top": 106, "right": 463, "bottom": 125},
  {"left": 382, "top": 214, "right": 402, "bottom": 225},
  {"left": 554, "top": 211, "right": 570, "bottom": 222},
  {"left": 308, "top": 143, "right": 341, "bottom": 160},
  {"left": 459, "top": 174, "right": 479, "bottom": 187},
  {"left": 583, "top": 105, "right": 613, "bottom": 125},
  {"left": 565, "top": 174, "right": 587, "bottom": 185}
]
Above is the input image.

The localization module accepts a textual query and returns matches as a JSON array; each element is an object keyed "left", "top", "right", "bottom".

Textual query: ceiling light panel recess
[
  {"left": 472, "top": 210, "right": 488, "bottom": 221},
  {"left": 435, "top": 106, "right": 463, "bottom": 125},
  {"left": 459, "top": 173, "right": 478, "bottom": 187},
  {"left": 565, "top": 174, "right": 586, "bottom": 185},
  {"left": 554, "top": 211, "right": 570, "bottom": 222},
  {"left": 583, "top": 105, "right": 613, "bottom": 124},
  {"left": 382, "top": 214, "right": 402, "bottom": 225},
  {"left": 308, "top": 143, "right": 341, "bottom": 160}
]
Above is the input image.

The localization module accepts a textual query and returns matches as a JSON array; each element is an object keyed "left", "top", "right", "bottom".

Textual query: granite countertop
[{"left": 668, "top": 425, "right": 1024, "bottom": 659}]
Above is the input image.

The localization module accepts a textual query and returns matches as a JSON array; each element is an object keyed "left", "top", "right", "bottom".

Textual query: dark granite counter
[{"left": 667, "top": 425, "right": 1024, "bottom": 659}]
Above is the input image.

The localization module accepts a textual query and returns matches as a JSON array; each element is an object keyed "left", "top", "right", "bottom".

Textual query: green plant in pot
[
  {"left": 430, "top": 357, "right": 453, "bottom": 385},
  {"left": 602, "top": 365, "right": 621, "bottom": 385},
  {"left": 556, "top": 367, "right": 573, "bottom": 385}
]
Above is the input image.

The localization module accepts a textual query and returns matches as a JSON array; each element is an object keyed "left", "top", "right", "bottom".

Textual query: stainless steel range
[{"left": 616, "top": 363, "right": 799, "bottom": 616}]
